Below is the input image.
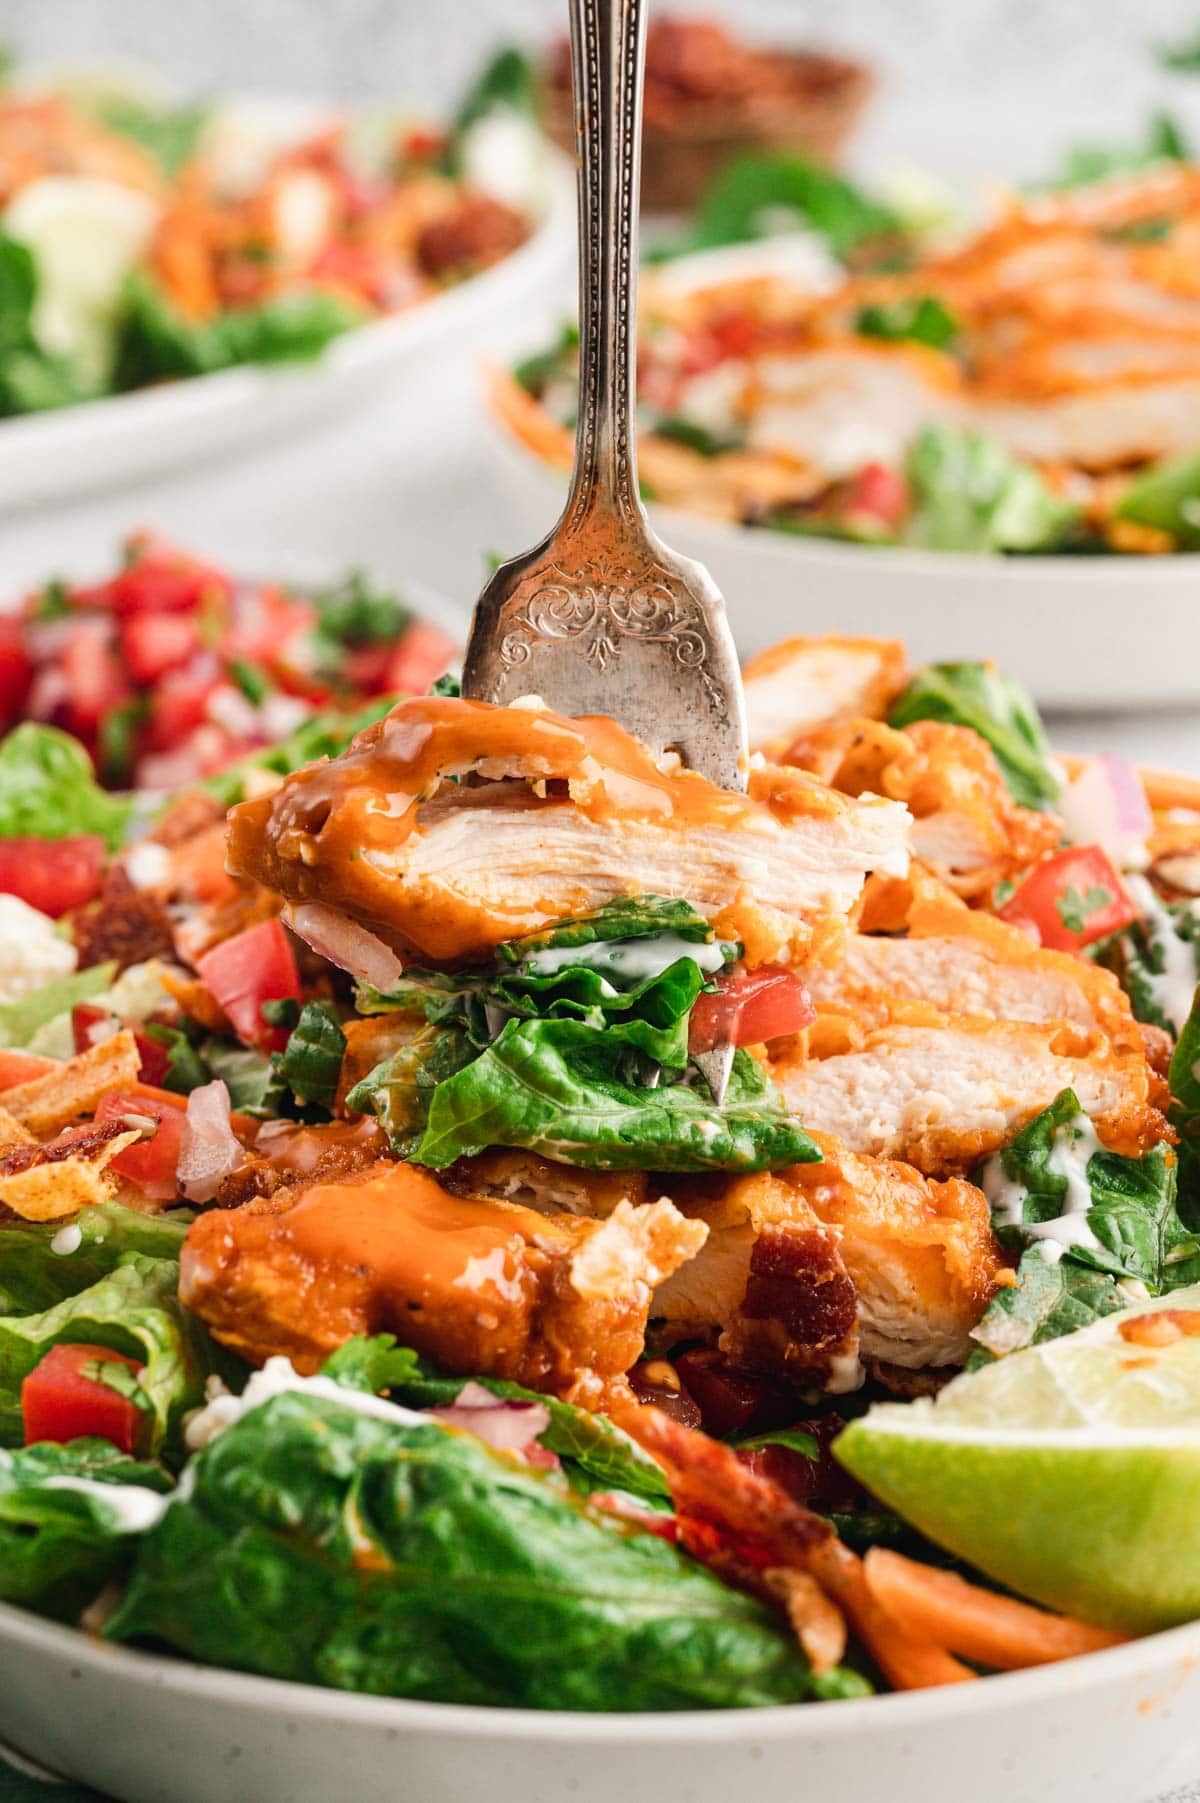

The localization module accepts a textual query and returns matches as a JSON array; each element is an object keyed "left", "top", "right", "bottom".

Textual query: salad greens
[
  {"left": 114, "top": 272, "right": 365, "bottom": 390},
  {"left": 448, "top": 46, "right": 539, "bottom": 151},
  {"left": 1095, "top": 892, "right": 1199, "bottom": 1035},
  {"left": 0, "top": 236, "right": 91, "bottom": 417},
  {"left": 0, "top": 963, "right": 116, "bottom": 1050},
  {"left": 1041, "top": 112, "right": 1190, "bottom": 190},
  {"left": 0, "top": 1253, "right": 237, "bottom": 1456},
  {"left": 1115, "top": 450, "right": 1200, "bottom": 549},
  {"left": 854, "top": 295, "right": 959, "bottom": 350},
  {"left": 887, "top": 659, "right": 1061, "bottom": 809},
  {"left": 968, "top": 1090, "right": 1200, "bottom": 1363},
  {"left": 104, "top": 1387, "right": 860, "bottom": 1709},
  {"left": 0, "top": 1439, "right": 172, "bottom": 1622},
  {"left": 662, "top": 152, "right": 903, "bottom": 264},
  {"left": 323, "top": 1334, "right": 671, "bottom": 1504},
  {"left": 903, "top": 425, "right": 1079, "bottom": 555},
  {"left": 202, "top": 695, "right": 394, "bottom": 809},
  {"left": 348, "top": 897, "right": 818, "bottom": 1173},
  {"left": 0, "top": 1204, "right": 191, "bottom": 1317},
  {"left": 0, "top": 723, "right": 132, "bottom": 848},
  {"left": 88, "top": 97, "right": 210, "bottom": 177}
]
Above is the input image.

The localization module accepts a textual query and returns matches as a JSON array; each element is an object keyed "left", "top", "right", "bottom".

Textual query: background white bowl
[
  {"left": 487, "top": 423, "right": 1200, "bottom": 713},
  {"left": 0, "top": 158, "right": 574, "bottom": 515},
  {"left": 0, "top": 1599, "right": 1197, "bottom": 1803}
]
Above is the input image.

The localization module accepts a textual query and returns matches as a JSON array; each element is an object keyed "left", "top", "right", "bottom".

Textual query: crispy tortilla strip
[
  {"left": 0, "top": 1123, "right": 140, "bottom": 1221},
  {"left": 2, "top": 1032, "right": 141, "bottom": 1138},
  {"left": 0, "top": 1107, "right": 34, "bottom": 1150}
]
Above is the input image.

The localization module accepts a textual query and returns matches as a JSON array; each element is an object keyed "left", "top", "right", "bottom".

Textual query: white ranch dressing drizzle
[
  {"left": 522, "top": 931, "right": 729, "bottom": 985},
  {"left": 184, "top": 1356, "right": 428, "bottom": 1451},
  {"left": 41, "top": 1477, "right": 170, "bottom": 1533},
  {"left": 50, "top": 1222, "right": 83, "bottom": 1256},
  {"left": 979, "top": 1117, "right": 1103, "bottom": 1253},
  {"left": 1124, "top": 874, "right": 1199, "bottom": 1035}
]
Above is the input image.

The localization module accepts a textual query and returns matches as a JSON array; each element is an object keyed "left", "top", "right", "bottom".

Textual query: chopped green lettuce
[
  {"left": 0, "top": 235, "right": 94, "bottom": 417},
  {"left": 1114, "top": 451, "right": 1200, "bottom": 549},
  {"left": 0, "top": 1203, "right": 190, "bottom": 1317},
  {"left": 114, "top": 271, "right": 365, "bottom": 389},
  {"left": 671, "top": 153, "right": 902, "bottom": 263},
  {"left": 105, "top": 1388, "right": 861, "bottom": 1708},
  {"left": 0, "top": 723, "right": 132, "bottom": 847},
  {"left": 0, "top": 1250, "right": 240, "bottom": 1458},
  {"left": 887, "top": 659, "right": 1060, "bottom": 809},
  {"left": 0, "top": 962, "right": 115, "bottom": 1050},
  {"left": 0, "top": 1439, "right": 172, "bottom": 1622},
  {"left": 969, "top": 1089, "right": 1200, "bottom": 1362},
  {"left": 904, "top": 426, "right": 1078, "bottom": 554},
  {"left": 322, "top": 1334, "right": 671, "bottom": 1504},
  {"left": 855, "top": 294, "right": 959, "bottom": 349}
]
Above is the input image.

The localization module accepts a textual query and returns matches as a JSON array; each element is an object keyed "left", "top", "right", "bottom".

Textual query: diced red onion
[
  {"left": 177, "top": 1079, "right": 242, "bottom": 1202},
  {"left": 430, "top": 1384, "right": 556, "bottom": 1466},
  {"left": 1059, "top": 755, "right": 1151, "bottom": 870},
  {"left": 282, "top": 902, "right": 404, "bottom": 989}
]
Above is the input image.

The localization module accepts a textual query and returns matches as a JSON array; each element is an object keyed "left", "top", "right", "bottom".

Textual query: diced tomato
[
  {"left": 22, "top": 1342, "right": 145, "bottom": 1453},
  {"left": 841, "top": 462, "right": 910, "bottom": 531},
  {"left": 121, "top": 611, "right": 200, "bottom": 684},
  {"left": 95, "top": 1091, "right": 185, "bottom": 1200},
  {"left": 196, "top": 918, "right": 302, "bottom": 1051},
  {"left": 400, "top": 124, "right": 447, "bottom": 163},
  {"left": 308, "top": 240, "right": 392, "bottom": 309},
  {"left": 0, "top": 618, "right": 32, "bottom": 727},
  {"left": 71, "top": 1006, "right": 170, "bottom": 1086},
  {"left": 0, "top": 834, "right": 106, "bottom": 916},
  {"left": 58, "top": 628, "right": 128, "bottom": 737},
  {"left": 688, "top": 965, "right": 815, "bottom": 1054},
  {"left": 75, "top": 536, "right": 233, "bottom": 616},
  {"left": 0, "top": 1048, "right": 58, "bottom": 1087},
  {"left": 996, "top": 845, "right": 1137, "bottom": 953},
  {"left": 225, "top": 585, "right": 316, "bottom": 667},
  {"left": 378, "top": 621, "right": 456, "bottom": 696},
  {"left": 143, "top": 662, "right": 222, "bottom": 752}
]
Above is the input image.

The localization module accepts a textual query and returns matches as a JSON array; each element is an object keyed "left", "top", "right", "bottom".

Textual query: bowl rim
[{"left": 2, "top": 1596, "right": 1196, "bottom": 1742}]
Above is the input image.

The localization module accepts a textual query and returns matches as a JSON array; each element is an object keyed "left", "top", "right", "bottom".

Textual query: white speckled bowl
[{"left": 1, "top": 1601, "right": 1198, "bottom": 1803}]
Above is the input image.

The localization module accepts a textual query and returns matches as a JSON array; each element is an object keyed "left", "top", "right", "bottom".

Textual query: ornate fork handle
[{"left": 564, "top": 0, "right": 647, "bottom": 535}]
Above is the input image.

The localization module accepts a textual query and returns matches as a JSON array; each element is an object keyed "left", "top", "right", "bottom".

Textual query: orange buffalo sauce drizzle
[
  {"left": 229, "top": 695, "right": 767, "bottom": 867},
  {"left": 277, "top": 1162, "right": 572, "bottom": 1309}
]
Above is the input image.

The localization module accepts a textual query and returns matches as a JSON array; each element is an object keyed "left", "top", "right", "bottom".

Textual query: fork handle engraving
[{"left": 564, "top": 0, "right": 647, "bottom": 533}]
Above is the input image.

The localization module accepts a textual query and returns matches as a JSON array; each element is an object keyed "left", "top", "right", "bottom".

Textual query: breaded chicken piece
[
  {"left": 787, "top": 716, "right": 1060, "bottom": 900},
  {"left": 180, "top": 1160, "right": 706, "bottom": 1404},
  {"left": 742, "top": 636, "right": 908, "bottom": 757},
  {"left": 787, "top": 1135, "right": 1003, "bottom": 1370},
  {"left": 803, "top": 882, "right": 1142, "bottom": 1047},
  {"left": 769, "top": 1015, "right": 1162, "bottom": 1177},
  {"left": 226, "top": 696, "right": 911, "bottom": 963}
]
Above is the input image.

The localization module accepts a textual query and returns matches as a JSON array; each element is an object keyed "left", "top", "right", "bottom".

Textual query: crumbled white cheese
[{"left": 0, "top": 894, "right": 76, "bottom": 1004}]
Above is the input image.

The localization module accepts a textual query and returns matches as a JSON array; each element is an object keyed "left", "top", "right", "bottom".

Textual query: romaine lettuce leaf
[
  {"left": 904, "top": 425, "right": 1078, "bottom": 554},
  {"left": 0, "top": 1438, "right": 172, "bottom": 1621},
  {"left": 888, "top": 658, "right": 1060, "bottom": 809},
  {"left": 412, "top": 1022, "right": 817, "bottom": 1172},
  {"left": 322, "top": 1335, "right": 671, "bottom": 1505},
  {"left": 969, "top": 1090, "right": 1200, "bottom": 1361},
  {"left": 105, "top": 1389, "right": 861, "bottom": 1708},
  {"left": 1115, "top": 450, "right": 1200, "bottom": 549},
  {"left": 0, "top": 1203, "right": 190, "bottom": 1316},
  {"left": 0, "top": 961, "right": 115, "bottom": 1049},
  {"left": 114, "top": 271, "right": 364, "bottom": 389},
  {"left": 0, "top": 1253, "right": 240, "bottom": 1457},
  {"left": 855, "top": 294, "right": 959, "bottom": 348},
  {"left": 0, "top": 723, "right": 132, "bottom": 847},
  {"left": 675, "top": 152, "right": 901, "bottom": 262}
]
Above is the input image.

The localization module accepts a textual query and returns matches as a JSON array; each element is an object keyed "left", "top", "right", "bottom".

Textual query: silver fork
[{"left": 462, "top": 0, "right": 747, "bottom": 1100}]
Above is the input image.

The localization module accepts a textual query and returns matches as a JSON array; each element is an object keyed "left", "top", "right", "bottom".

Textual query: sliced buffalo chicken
[
  {"left": 226, "top": 695, "right": 911, "bottom": 964},
  {"left": 180, "top": 1160, "right": 706, "bottom": 1404},
  {"left": 742, "top": 636, "right": 908, "bottom": 757},
  {"left": 786, "top": 716, "right": 1060, "bottom": 901}
]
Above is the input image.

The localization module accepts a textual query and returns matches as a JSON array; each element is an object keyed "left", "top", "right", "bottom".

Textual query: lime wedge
[
  {"left": 835, "top": 1286, "right": 1200, "bottom": 1631},
  {"left": 5, "top": 176, "right": 160, "bottom": 387}
]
